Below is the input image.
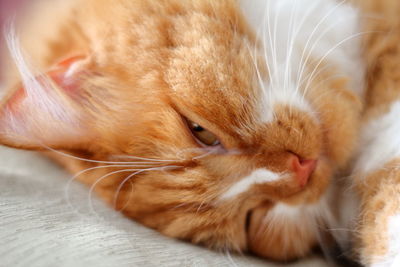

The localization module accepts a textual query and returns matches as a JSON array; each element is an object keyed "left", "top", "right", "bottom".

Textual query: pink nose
[{"left": 288, "top": 153, "right": 317, "bottom": 187}]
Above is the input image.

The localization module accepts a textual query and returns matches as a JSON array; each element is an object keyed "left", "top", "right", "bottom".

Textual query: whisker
[
  {"left": 303, "top": 31, "right": 378, "bottom": 94},
  {"left": 283, "top": 0, "right": 297, "bottom": 90},
  {"left": 195, "top": 199, "right": 208, "bottom": 215},
  {"left": 287, "top": 0, "right": 320, "bottom": 102},
  {"left": 284, "top": 0, "right": 300, "bottom": 115},
  {"left": 191, "top": 146, "right": 231, "bottom": 160},
  {"left": 63, "top": 164, "right": 159, "bottom": 214},
  {"left": 245, "top": 40, "right": 270, "bottom": 123},
  {"left": 112, "top": 165, "right": 182, "bottom": 211},
  {"left": 263, "top": 0, "right": 277, "bottom": 121},
  {"left": 272, "top": 0, "right": 282, "bottom": 89},
  {"left": 43, "top": 144, "right": 176, "bottom": 165},
  {"left": 264, "top": 0, "right": 275, "bottom": 88},
  {"left": 112, "top": 154, "right": 180, "bottom": 163},
  {"left": 87, "top": 168, "right": 141, "bottom": 217},
  {"left": 116, "top": 179, "right": 135, "bottom": 213},
  {"left": 4, "top": 16, "right": 42, "bottom": 98},
  {"left": 297, "top": 20, "right": 351, "bottom": 102},
  {"left": 295, "top": 0, "right": 346, "bottom": 87},
  {"left": 300, "top": 62, "right": 334, "bottom": 87},
  {"left": 224, "top": 249, "right": 239, "bottom": 267}
]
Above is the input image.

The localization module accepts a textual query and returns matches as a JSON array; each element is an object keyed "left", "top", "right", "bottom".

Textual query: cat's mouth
[{"left": 242, "top": 154, "right": 333, "bottom": 260}]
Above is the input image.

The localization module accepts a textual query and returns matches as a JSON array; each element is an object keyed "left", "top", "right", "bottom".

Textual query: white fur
[
  {"left": 355, "top": 100, "right": 400, "bottom": 175},
  {"left": 220, "top": 168, "right": 283, "bottom": 200},
  {"left": 267, "top": 200, "right": 332, "bottom": 224},
  {"left": 353, "top": 100, "right": 400, "bottom": 265},
  {"left": 4, "top": 19, "right": 57, "bottom": 111},
  {"left": 257, "top": 179, "right": 359, "bottom": 259},
  {"left": 372, "top": 214, "right": 400, "bottom": 267},
  {"left": 239, "top": 0, "right": 364, "bottom": 123},
  {"left": 1, "top": 18, "right": 81, "bottom": 143},
  {"left": 264, "top": 192, "right": 335, "bottom": 249}
]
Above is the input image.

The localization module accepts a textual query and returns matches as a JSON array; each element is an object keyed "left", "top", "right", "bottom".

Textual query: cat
[
  {"left": 0, "top": 0, "right": 366, "bottom": 262},
  {"left": 345, "top": 0, "right": 400, "bottom": 265}
]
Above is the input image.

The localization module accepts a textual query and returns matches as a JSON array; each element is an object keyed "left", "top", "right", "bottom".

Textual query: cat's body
[
  {"left": 1, "top": 0, "right": 390, "bottom": 264},
  {"left": 348, "top": 0, "right": 400, "bottom": 265}
]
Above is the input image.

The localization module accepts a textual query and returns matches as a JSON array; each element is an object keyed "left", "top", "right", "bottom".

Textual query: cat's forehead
[
  {"left": 166, "top": 17, "right": 263, "bottom": 135},
  {"left": 167, "top": 46, "right": 261, "bottom": 134}
]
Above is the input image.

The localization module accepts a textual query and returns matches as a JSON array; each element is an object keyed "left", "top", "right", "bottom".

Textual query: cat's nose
[{"left": 288, "top": 153, "right": 317, "bottom": 187}]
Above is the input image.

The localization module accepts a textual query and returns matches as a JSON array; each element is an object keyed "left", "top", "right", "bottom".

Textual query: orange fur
[
  {"left": 0, "top": 0, "right": 365, "bottom": 262},
  {"left": 355, "top": 159, "right": 400, "bottom": 264},
  {"left": 351, "top": 0, "right": 400, "bottom": 265}
]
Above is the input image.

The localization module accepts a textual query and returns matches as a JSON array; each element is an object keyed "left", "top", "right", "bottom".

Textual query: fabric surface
[{"left": 0, "top": 146, "right": 328, "bottom": 267}]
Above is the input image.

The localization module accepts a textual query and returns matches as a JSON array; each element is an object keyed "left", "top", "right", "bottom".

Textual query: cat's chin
[{"left": 246, "top": 203, "right": 318, "bottom": 261}]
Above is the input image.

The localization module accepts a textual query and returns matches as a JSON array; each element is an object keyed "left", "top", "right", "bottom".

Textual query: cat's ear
[{"left": 0, "top": 56, "right": 95, "bottom": 150}]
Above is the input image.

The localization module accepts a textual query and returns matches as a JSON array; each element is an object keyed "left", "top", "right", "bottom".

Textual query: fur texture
[
  {"left": 349, "top": 0, "right": 400, "bottom": 265},
  {"left": 0, "top": 0, "right": 366, "bottom": 262}
]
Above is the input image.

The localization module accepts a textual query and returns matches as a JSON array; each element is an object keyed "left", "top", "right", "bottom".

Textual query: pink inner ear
[
  {"left": 5, "top": 55, "right": 86, "bottom": 113},
  {"left": 47, "top": 55, "right": 86, "bottom": 97},
  {"left": 5, "top": 85, "right": 26, "bottom": 114}
]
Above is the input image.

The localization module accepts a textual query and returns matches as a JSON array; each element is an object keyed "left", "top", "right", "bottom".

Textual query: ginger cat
[{"left": 0, "top": 0, "right": 369, "bottom": 263}]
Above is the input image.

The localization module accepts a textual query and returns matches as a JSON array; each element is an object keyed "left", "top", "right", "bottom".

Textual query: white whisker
[
  {"left": 303, "top": 31, "right": 376, "bottom": 94},
  {"left": 112, "top": 154, "right": 180, "bottom": 163},
  {"left": 88, "top": 168, "right": 140, "bottom": 217},
  {"left": 43, "top": 144, "right": 174, "bottom": 165},
  {"left": 287, "top": 0, "right": 320, "bottom": 100},
  {"left": 224, "top": 249, "right": 239, "bottom": 267},
  {"left": 263, "top": 0, "right": 277, "bottom": 121},
  {"left": 272, "top": 1, "right": 282, "bottom": 89},
  {"left": 64, "top": 164, "right": 158, "bottom": 215},
  {"left": 295, "top": 0, "right": 346, "bottom": 88},
  {"left": 284, "top": 0, "right": 299, "bottom": 115},
  {"left": 112, "top": 165, "right": 182, "bottom": 210},
  {"left": 298, "top": 20, "right": 353, "bottom": 102}
]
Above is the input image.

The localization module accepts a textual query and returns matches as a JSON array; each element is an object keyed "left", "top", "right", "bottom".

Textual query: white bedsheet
[{"left": 0, "top": 146, "right": 328, "bottom": 267}]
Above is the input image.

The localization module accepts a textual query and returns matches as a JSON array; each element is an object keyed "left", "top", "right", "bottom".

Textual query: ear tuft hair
[{"left": 0, "top": 17, "right": 91, "bottom": 150}]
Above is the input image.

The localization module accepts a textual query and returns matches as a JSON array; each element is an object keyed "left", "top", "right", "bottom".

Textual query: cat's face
[{"left": 0, "top": 0, "right": 362, "bottom": 261}]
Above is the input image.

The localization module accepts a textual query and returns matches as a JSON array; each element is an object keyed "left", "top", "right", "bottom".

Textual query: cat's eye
[{"left": 187, "top": 120, "right": 220, "bottom": 146}]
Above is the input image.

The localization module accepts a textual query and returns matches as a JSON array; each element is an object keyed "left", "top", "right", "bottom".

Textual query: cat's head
[{"left": 0, "top": 0, "right": 362, "bottom": 261}]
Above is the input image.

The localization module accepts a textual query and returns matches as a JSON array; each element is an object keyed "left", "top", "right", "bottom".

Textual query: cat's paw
[
  {"left": 356, "top": 161, "right": 400, "bottom": 267},
  {"left": 368, "top": 214, "right": 400, "bottom": 267}
]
